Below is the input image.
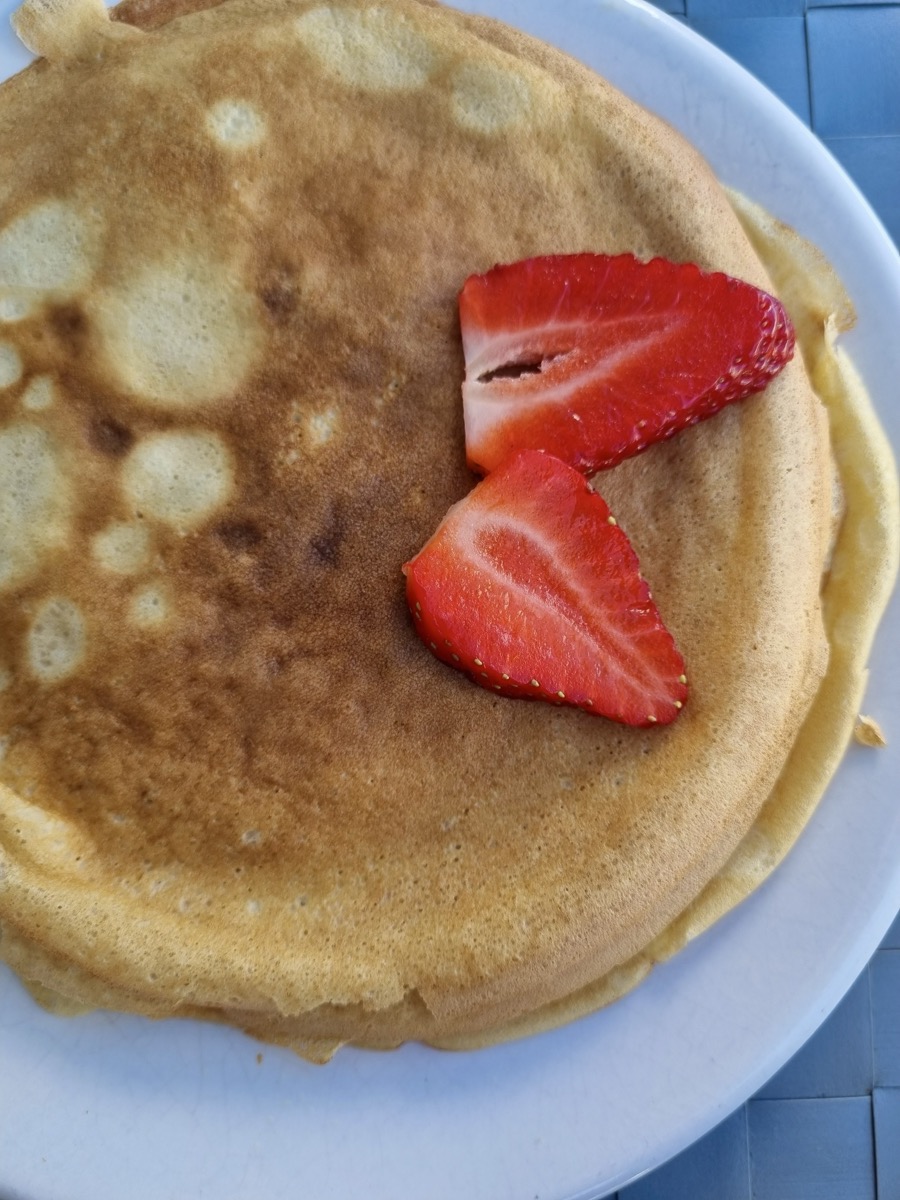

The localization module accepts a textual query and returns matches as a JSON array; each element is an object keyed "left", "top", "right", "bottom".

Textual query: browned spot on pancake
[
  {"left": 50, "top": 304, "right": 86, "bottom": 338},
  {"left": 49, "top": 304, "right": 89, "bottom": 358},
  {"left": 89, "top": 416, "right": 134, "bottom": 457},
  {"left": 216, "top": 519, "right": 262, "bottom": 552},
  {"left": 309, "top": 504, "right": 344, "bottom": 568},
  {"left": 112, "top": 0, "right": 218, "bottom": 28},
  {"left": 309, "top": 531, "right": 341, "bottom": 567},
  {"left": 260, "top": 268, "right": 298, "bottom": 322}
]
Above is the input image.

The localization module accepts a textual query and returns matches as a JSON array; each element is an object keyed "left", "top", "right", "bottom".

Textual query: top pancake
[{"left": 0, "top": 0, "right": 832, "bottom": 1041}]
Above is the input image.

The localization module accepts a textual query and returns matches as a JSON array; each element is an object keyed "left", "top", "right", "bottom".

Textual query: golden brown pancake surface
[{"left": 0, "top": 0, "right": 844, "bottom": 1047}]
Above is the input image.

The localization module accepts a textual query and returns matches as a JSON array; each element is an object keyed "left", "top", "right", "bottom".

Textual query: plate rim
[{"left": 1, "top": 1, "right": 898, "bottom": 1198}]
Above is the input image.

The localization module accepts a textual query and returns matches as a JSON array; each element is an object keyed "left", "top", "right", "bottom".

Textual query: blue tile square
[
  {"left": 618, "top": 1107, "right": 749, "bottom": 1200},
  {"left": 688, "top": 17, "right": 811, "bottom": 124},
  {"left": 882, "top": 908, "right": 900, "bottom": 951},
  {"left": 754, "top": 968, "right": 873, "bottom": 1099},
  {"left": 872, "top": 949, "right": 900, "bottom": 1087},
  {"left": 687, "top": 0, "right": 804, "bottom": 15},
  {"left": 748, "top": 1097, "right": 875, "bottom": 1200},
  {"left": 874, "top": 1089, "right": 900, "bottom": 1200},
  {"left": 807, "top": 7, "right": 900, "bottom": 137},
  {"left": 824, "top": 135, "right": 900, "bottom": 251}
]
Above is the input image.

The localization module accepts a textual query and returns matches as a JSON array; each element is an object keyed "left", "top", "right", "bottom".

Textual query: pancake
[{"left": 0, "top": 0, "right": 894, "bottom": 1058}]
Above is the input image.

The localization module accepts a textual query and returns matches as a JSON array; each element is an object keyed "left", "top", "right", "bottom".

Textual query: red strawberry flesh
[
  {"left": 402, "top": 450, "right": 688, "bottom": 726},
  {"left": 460, "top": 253, "right": 795, "bottom": 475}
]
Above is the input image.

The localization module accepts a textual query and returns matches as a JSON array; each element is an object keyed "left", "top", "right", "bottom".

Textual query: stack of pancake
[{"left": 0, "top": 0, "right": 896, "bottom": 1060}]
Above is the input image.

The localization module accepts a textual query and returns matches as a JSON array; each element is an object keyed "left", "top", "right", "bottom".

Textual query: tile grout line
[
  {"left": 868, "top": 960, "right": 877, "bottom": 1107},
  {"left": 870, "top": 1083, "right": 879, "bottom": 1200},
  {"left": 742, "top": 1099, "right": 753, "bottom": 1200},
  {"left": 802, "top": 7, "right": 816, "bottom": 132}
]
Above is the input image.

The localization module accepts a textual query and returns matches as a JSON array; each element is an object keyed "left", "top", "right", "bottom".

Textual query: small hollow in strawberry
[
  {"left": 460, "top": 252, "right": 795, "bottom": 476},
  {"left": 478, "top": 355, "right": 562, "bottom": 383},
  {"left": 402, "top": 449, "right": 688, "bottom": 727}
]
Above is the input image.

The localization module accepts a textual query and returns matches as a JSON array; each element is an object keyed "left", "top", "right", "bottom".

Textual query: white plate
[{"left": 1, "top": 3, "right": 898, "bottom": 1198}]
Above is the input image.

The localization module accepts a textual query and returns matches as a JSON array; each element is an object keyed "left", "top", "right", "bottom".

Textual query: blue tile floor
[
  {"left": 689, "top": 16, "right": 812, "bottom": 123},
  {"left": 601, "top": 4, "right": 900, "bottom": 1197},
  {"left": 608, "top": 914, "right": 900, "bottom": 1200},
  {"left": 648, "top": 0, "right": 900, "bottom": 251}
]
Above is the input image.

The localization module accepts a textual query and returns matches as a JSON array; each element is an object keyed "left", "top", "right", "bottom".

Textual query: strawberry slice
[
  {"left": 460, "top": 253, "right": 795, "bottom": 475},
  {"left": 402, "top": 450, "right": 688, "bottom": 726}
]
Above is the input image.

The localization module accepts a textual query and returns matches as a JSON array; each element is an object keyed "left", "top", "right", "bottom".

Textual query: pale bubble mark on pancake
[
  {"left": 89, "top": 255, "right": 263, "bottom": 409},
  {"left": 0, "top": 199, "right": 100, "bottom": 300},
  {"left": 306, "top": 406, "right": 340, "bottom": 447},
  {"left": 122, "top": 430, "right": 233, "bottom": 531},
  {"left": 0, "top": 423, "right": 70, "bottom": 591},
  {"left": 0, "top": 295, "right": 31, "bottom": 323},
  {"left": 27, "top": 596, "right": 86, "bottom": 684},
  {"left": 294, "top": 4, "right": 437, "bottom": 90},
  {"left": 20, "top": 376, "right": 55, "bottom": 412},
  {"left": 283, "top": 401, "right": 342, "bottom": 463},
  {"left": 91, "top": 520, "right": 150, "bottom": 574},
  {"left": 206, "top": 99, "right": 266, "bottom": 150},
  {"left": 450, "top": 60, "right": 533, "bottom": 134},
  {"left": 129, "top": 582, "right": 169, "bottom": 629},
  {"left": 0, "top": 342, "right": 23, "bottom": 389}
]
